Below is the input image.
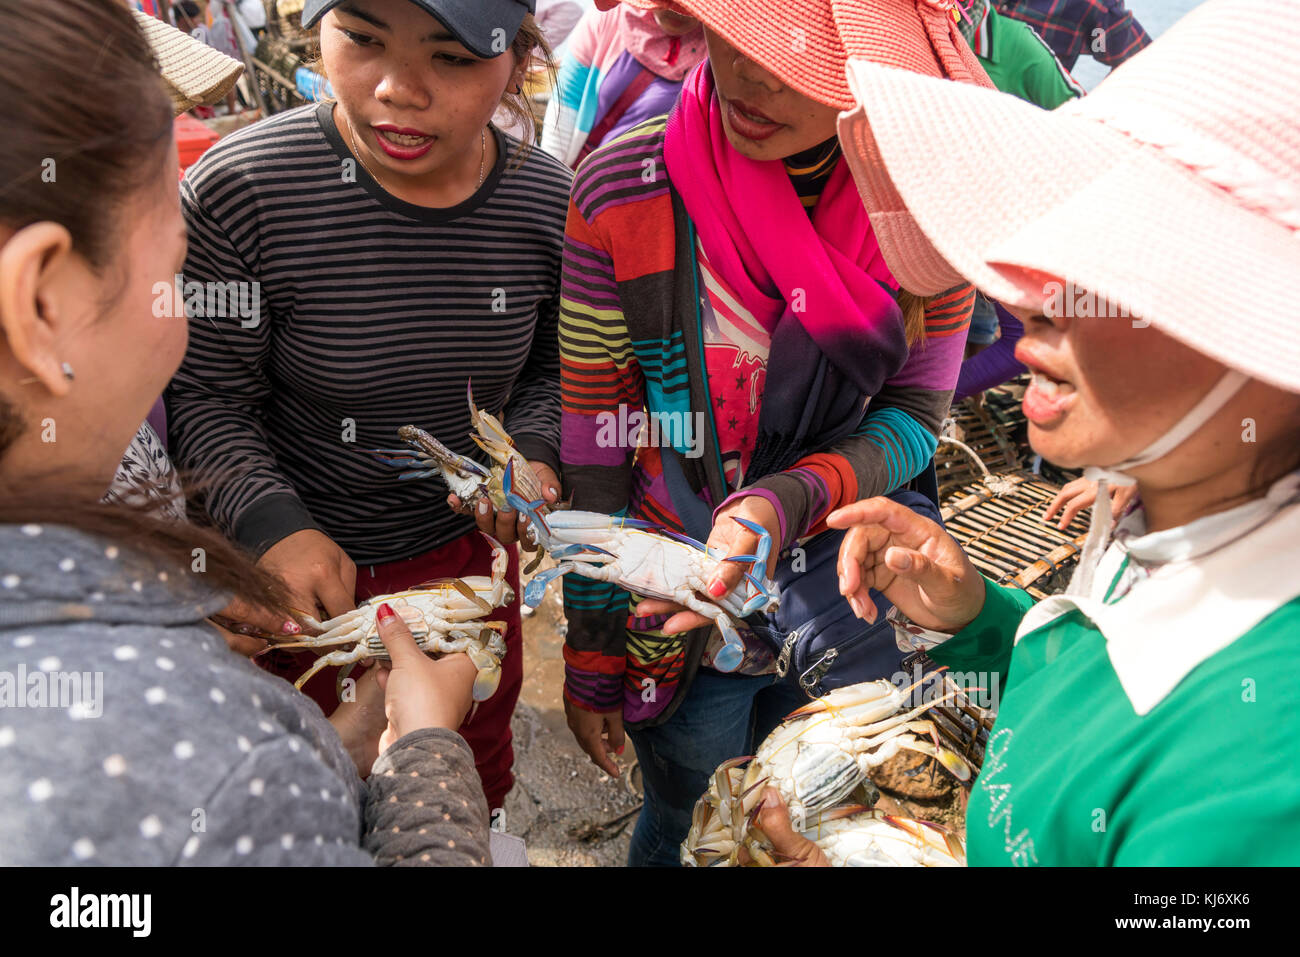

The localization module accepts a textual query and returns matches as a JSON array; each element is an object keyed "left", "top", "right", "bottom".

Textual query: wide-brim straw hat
[
  {"left": 597, "top": 0, "right": 990, "bottom": 108},
  {"left": 839, "top": 0, "right": 1300, "bottom": 393},
  {"left": 132, "top": 9, "right": 245, "bottom": 116}
]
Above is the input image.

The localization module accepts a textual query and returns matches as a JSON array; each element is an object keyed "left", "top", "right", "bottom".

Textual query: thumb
[
  {"left": 374, "top": 603, "right": 425, "bottom": 667},
  {"left": 605, "top": 713, "right": 625, "bottom": 757},
  {"left": 756, "top": 789, "right": 822, "bottom": 864},
  {"left": 883, "top": 545, "right": 934, "bottom": 581}
]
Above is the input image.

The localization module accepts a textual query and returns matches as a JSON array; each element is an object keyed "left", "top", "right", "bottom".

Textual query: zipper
[
  {"left": 775, "top": 627, "right": 799, "bottom": 678},
  {"left": 799, "top": 647, "right": 838, "bottom": 696}
]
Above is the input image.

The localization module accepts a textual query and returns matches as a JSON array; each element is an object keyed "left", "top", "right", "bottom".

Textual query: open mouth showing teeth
[
  {"left": 1030, "top": 371, "right": 1076, "bottom": 397},
  {"left": 735, "top": 107, "right": 776, "bottom": 125},
  {"left": 378, "top": 130, "right": 432, "bottom": 146}
]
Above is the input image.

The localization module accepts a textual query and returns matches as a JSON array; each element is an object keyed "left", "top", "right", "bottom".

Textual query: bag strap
[{"left": 577, "top": 67, "right": 657, "bottom": 163}]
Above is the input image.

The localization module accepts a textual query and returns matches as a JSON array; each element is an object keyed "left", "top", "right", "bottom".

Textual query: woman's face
[
  {"left": 0, "top": 139, "right": 188, "bottom": 489},
  {"left": 1009, "top": 298, "right": 1292, "bottom": 488},
  {"left": 704, "top": 27, "right": 841, "bottom": 161},
  {"left": 320, "top": 0, "right": 519, "bottom": 184},
  {"left": 653, "top": 10, "right": 699, "bottom": 36}
]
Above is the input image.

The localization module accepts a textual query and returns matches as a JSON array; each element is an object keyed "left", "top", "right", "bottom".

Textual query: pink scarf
[{"left": 663, "top": 63, "right": 904, "bottom": 367}]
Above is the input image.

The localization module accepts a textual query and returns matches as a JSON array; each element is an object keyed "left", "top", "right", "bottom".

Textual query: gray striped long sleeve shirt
[{"left": 166, "top": 103, "right": 573, "bottom": 564}]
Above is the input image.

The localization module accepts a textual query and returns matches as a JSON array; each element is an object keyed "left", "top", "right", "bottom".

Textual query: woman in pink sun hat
[
  {"left": 555, "top": 0, "right": 992, "bottom": 865},
  {"left": 752, "top": 0, "right": 1300, "bottom": 866}
]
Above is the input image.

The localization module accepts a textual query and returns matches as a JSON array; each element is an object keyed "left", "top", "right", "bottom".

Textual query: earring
[{"left": 16, "top": 362, "right": 74, "bottom": 387}]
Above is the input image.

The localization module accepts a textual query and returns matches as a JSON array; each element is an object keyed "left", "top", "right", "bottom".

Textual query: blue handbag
[
  {"left": 660, "top": 449, "right": 944, "bottom": 699},
  {"left": 743, "top": 489, "right": 943, "bottom": 698}
]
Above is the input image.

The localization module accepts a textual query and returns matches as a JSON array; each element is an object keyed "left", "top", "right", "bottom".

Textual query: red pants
[{"left": 262, "top": 531, "right": 523, "bottom": 811}]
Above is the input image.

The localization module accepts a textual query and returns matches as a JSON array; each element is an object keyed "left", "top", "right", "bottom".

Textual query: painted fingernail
[
  {"left": 708, "top": 580, "right": 727, "bottom": 598},
  {"left": 281, "top": 620, "right": 301, "bottom": 635},
  {"left": 478, "top": 500, "right": 490, "bottom": 515},
  {"left": 376, "top": 602, "right": 396, "bottom": 624},
  {"left": 616, "top": 746, "right": 625, "bottom": 755},
  {"left": 548, "top": 486, "right": 559, "bottom": 497}
]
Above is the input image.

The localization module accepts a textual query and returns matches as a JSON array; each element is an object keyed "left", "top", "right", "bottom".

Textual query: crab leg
[{"left": 293, "top": 647, "right": 368, "bottom": 690}]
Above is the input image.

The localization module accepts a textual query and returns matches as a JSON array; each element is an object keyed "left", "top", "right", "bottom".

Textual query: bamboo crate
[{"left": 941, "top": 471, "right": 1090, "bottom": 599}]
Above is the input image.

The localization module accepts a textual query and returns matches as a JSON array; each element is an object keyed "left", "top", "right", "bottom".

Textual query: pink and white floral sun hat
[{"left": 838, "top": 0, "right": 1300, "bottom": 394}]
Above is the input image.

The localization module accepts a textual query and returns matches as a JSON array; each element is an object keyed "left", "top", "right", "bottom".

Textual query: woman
[
  {"left": 557, "top": 0, "right": 990, "bottom": 865},
  {"left": 771, "top": 0, "right": 1300, "bottom": 865},
  {"left": 0, "top": 0, "right": 489, "bottom": 866},
  {"left": 542, "top": 0, "right": 705, "bottom": 166},
  {"left": 165, "top": 0, "right": 572, "bottom": 813}
]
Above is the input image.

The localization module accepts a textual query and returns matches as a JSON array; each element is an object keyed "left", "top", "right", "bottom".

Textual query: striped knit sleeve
[
  {"left": 165, "top": 175, "right": 321, "bottom": 555},
  {"left": 501, "top": 269, "right": 563, "bottom": 476},
  {"left": 557, "top": 193, "right": 643, "bottom": 713},
  {"left": 723, "top": 285, "right": 974, "bottom": 542}
]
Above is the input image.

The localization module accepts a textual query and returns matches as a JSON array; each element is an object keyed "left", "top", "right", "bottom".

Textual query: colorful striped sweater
[{"left": 559, "top": 116, "right": 974, "bottom": 725}]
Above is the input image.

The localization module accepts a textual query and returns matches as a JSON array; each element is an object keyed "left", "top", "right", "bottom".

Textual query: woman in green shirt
[{"left": 755, "top": 0, "right": 1300, "bottom": 866}]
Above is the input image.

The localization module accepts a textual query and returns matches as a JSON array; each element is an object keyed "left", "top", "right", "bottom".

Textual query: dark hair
[
  {"left": 0, "top": 0, "right": 292, "bottom": 617},
  {"left": 0, "top": 0, "right": 174, "bottom": 269}
]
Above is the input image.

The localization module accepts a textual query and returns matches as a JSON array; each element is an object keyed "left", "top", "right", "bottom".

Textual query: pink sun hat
[
  {"left": 838, "top": 0, "right": 1300, "bottom": 393},
  {"left": 597, "top": 0, "right": 990, "bottom": 108}
]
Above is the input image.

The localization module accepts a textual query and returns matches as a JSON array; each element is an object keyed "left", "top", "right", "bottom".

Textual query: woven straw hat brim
[
  {"left": 840, "top": 11, "right": 1300, "bottom": 394},
  {"left": 132, "top": 10, "right": 244, "bottom": 116},
  {"left": 598, "top": 0, "right": 976, "bottom": 107}
]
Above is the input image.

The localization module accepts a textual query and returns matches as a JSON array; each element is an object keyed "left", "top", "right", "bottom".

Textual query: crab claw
[
  {"left": 466, "top": 644, "right": 502, "bottom": 702},
  {"left": 503, "top": 460, "right": 549, "bottom": 534}
]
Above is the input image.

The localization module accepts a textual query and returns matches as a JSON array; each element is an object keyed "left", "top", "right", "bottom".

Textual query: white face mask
[{"left": 1068, "top": 368, "right": 1252, "bottom": 598}]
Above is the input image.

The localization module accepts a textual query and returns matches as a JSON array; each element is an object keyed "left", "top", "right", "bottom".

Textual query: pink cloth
[{"left": 663, "top": 63, "right": 901, "bottom": 352}]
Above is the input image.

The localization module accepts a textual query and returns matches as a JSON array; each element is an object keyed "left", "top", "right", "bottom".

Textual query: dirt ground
[{"left": 504, "top": 558, "right": 968, "bottom": 866}]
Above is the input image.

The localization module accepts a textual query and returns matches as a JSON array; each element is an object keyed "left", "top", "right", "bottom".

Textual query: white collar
[{"left": 1017, "top": 471, "right": 1300, "bottom": 716}]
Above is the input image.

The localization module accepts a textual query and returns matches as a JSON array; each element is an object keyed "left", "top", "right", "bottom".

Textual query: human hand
[
  {"left": 1044, "top": 477, "right": 1139, "bottom": 530},
  {"left": 738, "top": 789, "right": 830, "bottom": 867},
  {"left": 827, "top": 495, "right": 985, "bottom": 634},
  {"left": 635, "top": 495, "right": 781, "bottom": 636},
  {"left": 257, "top": 528, "right": 357, "bottom": 622},
  {"left": 372, "top": 602, "right": 477, "bottom": 754},
  {"left": 564, "top": 696, "right": 624, "bottom": 777},
  {"left": 448, "top": 460, "right": 560, "bottom": 547},
  {"left": 327, "top": 664, "right": 388, "bottom": 776}
]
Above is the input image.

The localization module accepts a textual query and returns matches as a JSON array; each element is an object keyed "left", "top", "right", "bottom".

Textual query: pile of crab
[{"left": 682, "top": 676, "right": 973, "bottom": 866}]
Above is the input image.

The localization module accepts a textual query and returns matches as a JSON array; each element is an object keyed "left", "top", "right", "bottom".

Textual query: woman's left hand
[
  {"left": 327, "top": 664, "right": 389, "bottom": 778},
  {"left": 448, "top": 460, "right": 561, "bottom": 547},
  {"left": 634, "top": 495, "right": 781, "bottom": 635}
]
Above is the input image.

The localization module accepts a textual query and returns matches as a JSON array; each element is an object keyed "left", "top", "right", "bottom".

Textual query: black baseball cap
[{"left": 301, "top": 0, "right": 537, "bottom": 59}]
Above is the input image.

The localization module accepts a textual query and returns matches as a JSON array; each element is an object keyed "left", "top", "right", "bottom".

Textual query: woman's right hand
[
  {"left": 373, "top": 602, "right": 477, "bottom": 753},
  {"left": 827, "top": 496, "right": 985, "bottom": 634},
  {"left": 257, "top": 528, "right": 358, "bottom": 622}
]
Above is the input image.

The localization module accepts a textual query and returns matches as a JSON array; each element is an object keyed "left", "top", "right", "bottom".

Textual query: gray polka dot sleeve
[{"left": 363, "top": 728, "right": 491, "bottom": 867}]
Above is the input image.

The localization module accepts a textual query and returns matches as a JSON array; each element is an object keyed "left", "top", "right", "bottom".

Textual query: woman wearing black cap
[{"left": 165, "top": 0, "right": 571, "bottom": 814}]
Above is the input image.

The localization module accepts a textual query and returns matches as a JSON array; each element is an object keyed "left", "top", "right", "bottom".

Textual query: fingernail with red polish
[
  {"left": 708, "top": 580, "right": 727, "bottom": 598},
  {"left": 376, "top": 602, "right": 396, "bottom": 623},
  {"left": 281, "top": 620, "right": 301, "bottom": 635}
]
